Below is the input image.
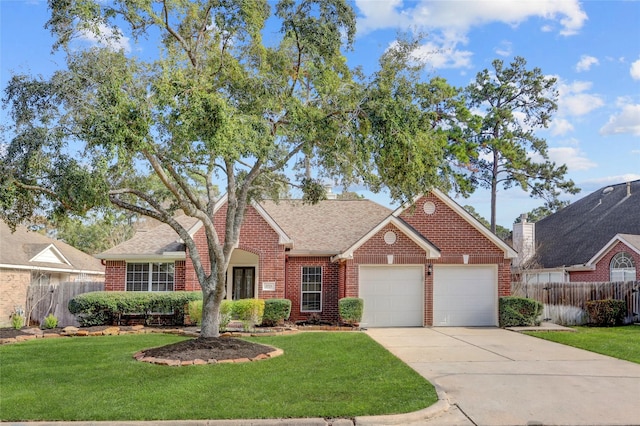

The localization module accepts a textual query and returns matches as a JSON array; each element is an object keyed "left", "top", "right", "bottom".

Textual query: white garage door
[
  {"left": 359, "top": 266, "right": 423, "bottom": 327},
  {"left": 433, "top": 265, "right": 497, "bottom": 326}
]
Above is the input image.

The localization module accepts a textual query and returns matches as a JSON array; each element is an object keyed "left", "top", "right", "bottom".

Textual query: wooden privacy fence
[
  {"left": 512, "top": 281, "right": 640, "bottom": 325},
  {"left": 26, "top": 281, "right": 104, "bottom": 327}
]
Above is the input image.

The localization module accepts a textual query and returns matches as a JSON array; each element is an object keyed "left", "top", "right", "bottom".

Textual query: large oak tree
[{"left": 1, "top": 0, "right": 472, "bottom": 337}]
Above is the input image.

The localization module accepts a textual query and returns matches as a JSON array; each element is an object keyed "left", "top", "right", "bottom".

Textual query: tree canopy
[
  {"left": 464, "top": 56, "right": 579, "bottom": 232},
  {"left": 1, "top": 0, "right": 473, "bottom": 337}
]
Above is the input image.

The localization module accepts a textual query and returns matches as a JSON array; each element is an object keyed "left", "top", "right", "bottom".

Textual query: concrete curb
[{"left": 354, "top": 385, "right": 450, "bottom": 425}]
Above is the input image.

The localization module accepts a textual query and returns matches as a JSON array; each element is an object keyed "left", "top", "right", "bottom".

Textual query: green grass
[
  {"left": 0, "top": 332, "right": 436, "bottom": 421},
  {"left": 525, "top": 324, "right": 640, "bottom": 364}
]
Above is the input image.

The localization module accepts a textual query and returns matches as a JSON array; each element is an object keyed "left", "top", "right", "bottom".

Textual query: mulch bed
[{"left": 142, "top": 337, "right": 274, "bottom": 362}]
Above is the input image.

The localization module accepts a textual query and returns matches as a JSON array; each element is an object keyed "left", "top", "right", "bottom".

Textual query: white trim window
[
  {"left": 126, "top": 262, "right": 175, "bottom": 291},
  {"left": 301, "top": 266, "right": 322, "bottom": 312},
  {"left": 610, "top": 252, "right": 636, "bottom": 282}
]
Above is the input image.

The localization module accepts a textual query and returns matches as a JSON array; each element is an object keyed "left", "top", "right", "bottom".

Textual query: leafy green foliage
[
  {"left": 261, "top": 299, "right": 292, "bottom": 326},
  {"left": 464, "top": 205, "right": 510, "bottom": 240},
  {"left": 585, "top": 299, "right": 627, "bottom": 326},
  {"left": 187, "top": 300, "right": 203, "bottom": 326},
  {"left": 499, "top": 296, "right": 543, "bottom": 327},
  {"left": 42, "top": 314, "right": 59, "bottom": 329},
  {"left": 68, "top": 291, "right": 202, "bottom": 326},
  {"left": 2, "top": 0, "right": 475, "bottom": 336},
  {"left": 339, "top": 297, "right": 364, "bottom": 325},
  {"left": 10, "top": 313, "right": 24, "bottom": 330},
  {"left": 464, "top": 56, "right": 580, "bottom": 232},
  {"left": 232, "top": 299, "right": 265, "bottom": 330}
]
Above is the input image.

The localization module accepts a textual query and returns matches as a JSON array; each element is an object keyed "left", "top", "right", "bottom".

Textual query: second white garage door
[
  {"left": 359, "top": 266, "right": 424, "bottom": 327},
  {"left": 433, "top": 265, "right": 497, "bottom": 326}
]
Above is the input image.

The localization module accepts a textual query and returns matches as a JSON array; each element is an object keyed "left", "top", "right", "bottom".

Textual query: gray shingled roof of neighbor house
[
  {"left": 534, "top": 180, "right": 640, "bottom": 268},
  {"left": 261, "top": 199, "right": 393, "bottom": 254},
  {"left": 98, "top": 214, "right": 199, "bottom": 257},
  {"left": 0, "top": 221, "right": 104, "bottom": 273}
]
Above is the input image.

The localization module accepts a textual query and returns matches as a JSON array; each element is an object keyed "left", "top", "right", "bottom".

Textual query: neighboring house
[
  {"left": 513, "top": 180, "right": 640, "bottom": 283},
  {"left": 97, "top": 190, "right": 517, "bottom": 327},
  {"left": 0, "top": 221, "right": 105, "bottom": 327}
]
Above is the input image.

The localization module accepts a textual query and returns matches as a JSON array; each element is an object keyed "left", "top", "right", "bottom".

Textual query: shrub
[
  {"left": 11, "top": 313, "right": 24, "bottom": 330},
  {"left": 42, "top": 314, "right": 58, "bottom": 329},
  {"left": 339, "top": 297, "right": 364, "bottom": 325},
  {"left": 232, "top": 299, "right": 265, "bottom": 330},
  {"left": 68, "top": 291, "right": 202, "bottom": 326},
  {"left": 187, "top": 300, "right": 203, "bottom": 326},
  {"left": 585, "top": 299, "right": 626, "bottom": 326},
  {"left": 499, "top": 296, "right": 543, "bottom": 327},
  {"left": 261, "top": 299, "right": 291, "bottom": 326},
  {"left": 219, "top": 300, "right": 233, "bottom": 330}
]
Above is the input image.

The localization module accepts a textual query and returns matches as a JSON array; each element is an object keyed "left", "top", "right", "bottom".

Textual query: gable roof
[
  {"left": 0, "top": 221, "right": 104, "bottom": 274},
  {"left": 260, "top": 199, "right": 393, "bottom": 255},
  {"left": 392, "top": 188, "right": 518, "bottom": 259},
  {"left": 535, "top": 180, "right": 640, "bottom": 268},
  {"left": 97, "top": 214, "right": 199, "bottom": 260},
  {"left": 587, "top": 233, "right": 640, "bottom": 266},
  {"left": 333, "top": 215, "right": 441, "bottom": 261}
]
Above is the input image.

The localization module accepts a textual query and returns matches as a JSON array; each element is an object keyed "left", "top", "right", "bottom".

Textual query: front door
[{"left": 232, "top": 267, "right": 255, "bottom": 300}]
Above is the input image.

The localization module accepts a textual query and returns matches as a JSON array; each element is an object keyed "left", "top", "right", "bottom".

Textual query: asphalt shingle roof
[
  {"left": 0, "top": 221, "right": 104, "bottom": 273},
  {"left": 98, "top": 215, "right": 199, "bottom": 256},
  {"left": 98, "top": 199, "right": 393, "bottom": 257},
  {"left": 535, "top": 180, "right": 640, "bottom": 268},
  {"left": 261, "top": 199, "right": 393, "bottom": 254}
]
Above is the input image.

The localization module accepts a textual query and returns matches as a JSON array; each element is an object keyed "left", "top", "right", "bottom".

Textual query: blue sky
[{"left": 1, "top": 0, "right": 639, "bottom": 229}]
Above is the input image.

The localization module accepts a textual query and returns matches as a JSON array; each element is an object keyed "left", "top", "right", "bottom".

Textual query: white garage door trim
[
  {"left": 359, "top": 265, "right": 424, "bottom": 327},
  {"left": 433, "top": 265, "right": 498, "bottom": 327}
]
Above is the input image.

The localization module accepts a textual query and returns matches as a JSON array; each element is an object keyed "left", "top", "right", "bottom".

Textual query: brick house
[
  {"left": 97, "top": 189, "right": 517, "bottom": 327},
  {"left": 512, "top": 180, "right": 640, "bottom": 284},
  {"left": 0, "top": 221, "right": 105, "bottom": 327}
]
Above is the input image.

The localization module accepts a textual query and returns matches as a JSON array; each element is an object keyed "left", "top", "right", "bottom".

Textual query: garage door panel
[
  {"left": 433, "top": 266, "right": 497, "bottom": 327},
  {"left": 359, "top": 266, "right": 423, "bottom": 327}
]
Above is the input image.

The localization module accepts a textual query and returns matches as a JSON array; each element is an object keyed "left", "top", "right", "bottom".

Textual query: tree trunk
[
  {"left": 490, "top": 150, "right": 499, "bottom": 234},
  {"left": 200, "top": 284, "right": 221, "bottom": 338}
]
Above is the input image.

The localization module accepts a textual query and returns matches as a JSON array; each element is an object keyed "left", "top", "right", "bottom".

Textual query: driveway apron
[{"left": 366, "top": 327, "right": 640, "bottom": 426}]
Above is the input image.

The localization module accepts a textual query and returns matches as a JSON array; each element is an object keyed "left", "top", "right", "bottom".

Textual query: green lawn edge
[
  {"left": 524, "top": 324, "right": 640, "bottom": 364},
  {"left": 0, "top": 332, "right": 437, "bottom": 421}
]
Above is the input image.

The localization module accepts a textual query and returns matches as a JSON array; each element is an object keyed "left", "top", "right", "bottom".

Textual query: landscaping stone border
[{"left": 132, "top": 347, "right": 284, "bottom": 366}]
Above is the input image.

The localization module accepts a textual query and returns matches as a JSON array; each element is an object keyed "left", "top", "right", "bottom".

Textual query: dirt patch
[{"left": 141, "top": 337, "right": 274, "bottom": 362}]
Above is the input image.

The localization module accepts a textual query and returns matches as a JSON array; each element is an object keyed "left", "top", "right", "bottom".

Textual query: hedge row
[
  {"left": 339, "top": 297, "right": 363, "bottom": 325},
  {"left": 586, "top": 299, "right": 627, "bottom": 326},
  {"left": 68, "top": 291, "right": 202, "bottom": 326},
  {"left": 499, "top": 296, "right": 543, "bottom": 327}
]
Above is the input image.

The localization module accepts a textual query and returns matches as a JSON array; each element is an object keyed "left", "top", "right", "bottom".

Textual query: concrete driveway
[{"left": 364, "top": 327, "right": 640, "bottom": 426}]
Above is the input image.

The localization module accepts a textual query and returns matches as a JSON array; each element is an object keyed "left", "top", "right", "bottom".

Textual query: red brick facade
[
  {"left": 570, "top": 241, "right": 640, "bottom": 282},
  {"left": 104, "top": 193, "right": 515, "bottom": 326}
]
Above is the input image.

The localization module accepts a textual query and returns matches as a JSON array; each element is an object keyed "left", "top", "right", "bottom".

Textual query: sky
[{"left": 1, "top": 0, "right": 639, "bottom": 229}]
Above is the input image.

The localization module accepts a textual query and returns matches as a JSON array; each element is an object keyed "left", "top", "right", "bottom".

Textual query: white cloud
[
  {"left": 412, "top": 40, "right": 473, "bottom": 69},
  {"left": 630, "top": 58, "right": 640, "bottom": 80},
  {"left": 79, "top": 23, "right": 131, "bottom": 53},
  {"left": 599, "top": 103, "right": 640, "bottom": 136},
  {"left": 355, "top": 0, "right": 587, "bottom": 69},
  {"left": 556, "top": 79, "right": 604, "bottom": 117},
  {"left": 528, "top": 146, "right": 596, "bottom": 171},
  {"left": 356, "top": 0, "right": 587, "bottom": 36},
  {"left": 495, "top": 41, "right": 512, "bottom": 57},
  {"left": 575, "top": 55, "right": 599, "bottom": 72},
  {"left": 582, "top": 174, "right": 640, "bottom": 188},
  {"left": 549, "top": 118, "right": 574, "bottom": 135},
  {"left": 547, "top": 147, "right": 596, "bottom": 171}
]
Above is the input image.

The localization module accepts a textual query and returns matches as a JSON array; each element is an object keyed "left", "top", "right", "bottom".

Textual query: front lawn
[
  {"left": 0, "top": 332, "right": 436, "bottom": 421},
  {"left": 525, "top": 324, "right": 640, "bottom": 364}
]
